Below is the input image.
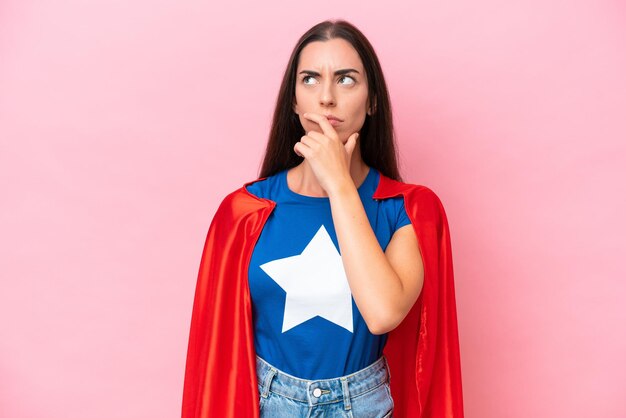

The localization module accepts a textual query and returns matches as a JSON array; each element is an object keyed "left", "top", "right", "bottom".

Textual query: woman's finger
[
  {"left": 294, "top": 141, "right": 309, "bottom": 158},
  {"left": 302, "top": 112, "right": 338, "bottom": 141},
  {"left": 299, "top": 135, "right": 318, "bottom": 150},
  {"left": 304, "top": 130, "right": 328, "bottom": 143}
]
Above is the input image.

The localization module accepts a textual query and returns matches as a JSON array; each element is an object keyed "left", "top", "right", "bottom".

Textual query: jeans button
[{"left": 312, "top": 388, "right": 322, "bottom": 397}]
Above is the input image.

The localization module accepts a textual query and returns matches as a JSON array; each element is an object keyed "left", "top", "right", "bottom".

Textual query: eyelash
[{"left": 301, "top": 75, "right": 355, "bottom": 85}]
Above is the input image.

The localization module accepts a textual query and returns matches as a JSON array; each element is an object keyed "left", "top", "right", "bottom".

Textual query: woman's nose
[{"left": 319, "top": 83, "right": 335, "bottom": 106}]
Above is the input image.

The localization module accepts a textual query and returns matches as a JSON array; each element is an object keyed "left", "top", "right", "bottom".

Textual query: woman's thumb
[{"left": 345, "top": 132, "right": 359, "bottom": 157}]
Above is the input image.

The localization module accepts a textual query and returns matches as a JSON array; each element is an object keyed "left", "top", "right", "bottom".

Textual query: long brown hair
[{"left": 258, "top": 19, "right": 403, "bottom": 182}]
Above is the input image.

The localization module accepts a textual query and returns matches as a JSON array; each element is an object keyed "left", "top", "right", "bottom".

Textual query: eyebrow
[{"left": 298, "top": 68, "right": 360, "bottom": 76}]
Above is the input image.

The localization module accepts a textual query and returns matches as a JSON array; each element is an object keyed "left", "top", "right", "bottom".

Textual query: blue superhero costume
[{"left": 246, "top": 166, "right": 411, "bottom": 379}]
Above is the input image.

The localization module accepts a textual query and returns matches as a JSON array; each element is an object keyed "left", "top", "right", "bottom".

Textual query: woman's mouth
[{"left": 324, "top": 115, "right": 343, "bottom": 127}]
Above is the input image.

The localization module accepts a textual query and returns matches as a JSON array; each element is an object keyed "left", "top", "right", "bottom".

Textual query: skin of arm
[{"left": 327, "top": 180, "right": 425, "bottom": 335}]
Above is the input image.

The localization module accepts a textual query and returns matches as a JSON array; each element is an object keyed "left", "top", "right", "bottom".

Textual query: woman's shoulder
[
  {"left": 376, "top": 171, "right": 444, "bottom": 206},
  {"left": 242, "top": 170, "right": 285, "bottom": 201},
  {"left": 212, "top": 173, "right": 282, "bottom": 217},
  {"left": 376, "top": 172, "right": 449, "bottom": 226}
]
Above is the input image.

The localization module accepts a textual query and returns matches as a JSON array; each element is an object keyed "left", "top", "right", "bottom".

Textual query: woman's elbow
[
  {"left": 366, "top": 288, "right": 423, "bottom": 335},
  {"left": 366, "top": 311, "right": 405, "bottom": 335}
]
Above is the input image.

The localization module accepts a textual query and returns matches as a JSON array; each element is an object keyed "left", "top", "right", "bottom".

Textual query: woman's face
[{"left": 293, "top": 38, "right": 371, "bottom": 143}]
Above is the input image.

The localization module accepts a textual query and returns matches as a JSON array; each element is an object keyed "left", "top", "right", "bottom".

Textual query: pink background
[{"left": 1, "top": 1, "right": 625, "bottom": 417}]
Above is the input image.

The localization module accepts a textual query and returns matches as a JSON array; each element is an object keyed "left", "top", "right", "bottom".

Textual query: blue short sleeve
[{"left": 395, "top": 198, "right": 412, "bottom": 231}]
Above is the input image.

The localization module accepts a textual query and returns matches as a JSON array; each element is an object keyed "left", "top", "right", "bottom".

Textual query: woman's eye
[
  {"left": 302, "top": 75, "right": 315, "bottom": 84},
  {"left": 339, "top": 75, "right": 355, "bottom": 85}
]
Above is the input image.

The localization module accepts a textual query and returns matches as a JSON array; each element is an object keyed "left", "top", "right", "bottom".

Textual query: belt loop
[
  {"left": 384, "top": 355, "right": 391, "bottom": 382},
  {"left": 340, "top": 377, "right": 352, "bottom": 411},
  {"left": 261, "top": 367, "right": 277, "bottom": 398}
]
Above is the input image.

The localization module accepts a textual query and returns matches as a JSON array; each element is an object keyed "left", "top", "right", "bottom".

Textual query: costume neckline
[{"left": 281, "top": 166, "right": 375, "bottom": 203}]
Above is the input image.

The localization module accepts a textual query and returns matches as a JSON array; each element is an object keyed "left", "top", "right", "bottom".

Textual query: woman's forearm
[{"left": 328, "top": 180, "right": 404, "bottom": 334}]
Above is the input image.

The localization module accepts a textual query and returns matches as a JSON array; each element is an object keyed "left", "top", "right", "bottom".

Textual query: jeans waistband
[{"left": 256, "top": 355, "right": 390, "bottom": 406}]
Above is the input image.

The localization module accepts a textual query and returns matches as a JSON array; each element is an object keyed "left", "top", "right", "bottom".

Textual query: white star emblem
[{"left": 259, "top": 224, "right": 354, "bottom": 333}]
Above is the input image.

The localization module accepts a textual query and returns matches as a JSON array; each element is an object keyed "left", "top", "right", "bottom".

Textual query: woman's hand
[{"left": 294, "top": 112, "right": 360, "bottom": 196}]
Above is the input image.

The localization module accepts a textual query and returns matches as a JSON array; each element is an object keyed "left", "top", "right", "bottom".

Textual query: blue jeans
[{"left": 256, "top": 354, "right": 394, "bottom": 417}]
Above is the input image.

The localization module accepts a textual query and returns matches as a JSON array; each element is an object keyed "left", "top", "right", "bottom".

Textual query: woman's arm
[
  {"left": 328, "top": 181, "right": 424, "bottom": 335},
  {"left": 295, "top": 112, "right": 425, "bottom": 334}
]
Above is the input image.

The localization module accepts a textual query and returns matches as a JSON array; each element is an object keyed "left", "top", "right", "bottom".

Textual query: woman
[{"left": 182, "top": 19, "right": 464, "bottom": 418}]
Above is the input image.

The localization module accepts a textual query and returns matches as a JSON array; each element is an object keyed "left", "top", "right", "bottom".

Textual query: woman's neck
[{"left": 287, "top": 148, "right": 369, "bottom": 198}]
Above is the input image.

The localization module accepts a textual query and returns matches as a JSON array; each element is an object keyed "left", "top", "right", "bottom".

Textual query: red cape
[{"left": 182, "top": 171, "right": 464, "bottom": 417}]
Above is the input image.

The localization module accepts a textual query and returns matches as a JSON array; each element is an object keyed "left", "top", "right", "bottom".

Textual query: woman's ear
[{"left": 367, "top": 96, "right": 377, "bottom": 115}]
